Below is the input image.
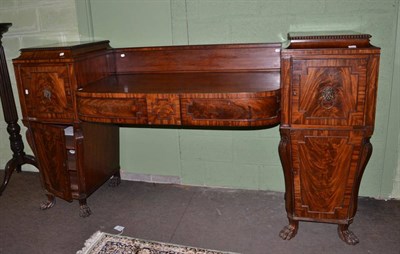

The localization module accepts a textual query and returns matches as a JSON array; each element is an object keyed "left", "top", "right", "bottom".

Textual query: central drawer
[
  {"left": 76, "top": 72, "right": 281, "bottom": 127},
  {"left": 77, "top": 91, "right": 280, "bottom": 127}
]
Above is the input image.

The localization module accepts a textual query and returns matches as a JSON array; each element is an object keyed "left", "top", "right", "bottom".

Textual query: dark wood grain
[
  {"left": 17, "top": 65, "right": 75, "bottom": 122},
  {"left": 113, "top": 43, "right": 281, "bottom": 73},
  {"left": 28, "top": 122, "right": 72, "bottom": 201},
  {"left": 12, "top": 33, "right": 380, "bottom": 245},
  {"left": 76, "top": 72, "right": 280, "bottom": 127},
  {"left": 279, "top": 33, "right": 380, "bottom": 244},
  {"left": 290, "top": 58, "right": 369, "bottom": 127},
  {"left": 77, "top": 72, "right": 280, "bottom": 94},
  {"left": 79, "top": 122, "right": 120, "bottom": 197}
]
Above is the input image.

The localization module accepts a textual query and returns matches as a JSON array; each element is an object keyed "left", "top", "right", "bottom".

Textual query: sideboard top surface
[{"left": 77, "top": 72, "right": 280, "bottom": 96}]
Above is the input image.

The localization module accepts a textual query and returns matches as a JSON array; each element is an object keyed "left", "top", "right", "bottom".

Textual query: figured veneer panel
[
  {"left": 290, "top": 58, "right": 369, "bottom": 127},
  {"left": 76, "top": 72, "right": 280, "bottom": 127},
  {"left": 29, "top": 122, "right": 72, "bottom": 201},
  {"left": 19, "top": 65, "right": 74, "bottom": 122},
  {"left": 77, "top": 97, "right": 148, "bottom": 124},
  {"left": 147, "top": 94, "right": 181, "bottom": 125},
  {"left": 279, "top": 35, "right": 380, "bottom": 244},
  {"left": 10, "top": 36, "right": 381, "bottom": 243},
  {"left": 290, "top": 129, "right": 364, "bottom": 222},
  {"left": 181, "top": 92, "right": 280, "bottom": 127}
]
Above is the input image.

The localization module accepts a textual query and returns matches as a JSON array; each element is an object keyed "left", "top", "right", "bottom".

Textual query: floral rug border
[{"left": 77, "top": 231, "right": 239, "bottom": 254}]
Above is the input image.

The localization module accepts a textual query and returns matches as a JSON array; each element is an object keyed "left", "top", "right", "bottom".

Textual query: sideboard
[{"left": 12, "top": 32, "right": 380, "bottom": 245}]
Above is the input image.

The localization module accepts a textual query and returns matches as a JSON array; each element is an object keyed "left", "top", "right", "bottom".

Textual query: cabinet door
[
  {"left": 30, "top": 122, "right": 72, "bottom": 201},
  {"left": 19, "top": 65, "right": 74, "bottom": 122},
  {"left": 290, "top": 129, "right": 364, "bottom": 222},
  {"left": 290, "top": 57, "right": 369, "bottom": 127}
]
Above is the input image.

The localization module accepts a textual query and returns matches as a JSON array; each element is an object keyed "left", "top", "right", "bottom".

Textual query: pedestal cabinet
[
  {"left": 13, "top": 42, "right": 120, "bottom": 216},
  {"left": 279, "top": 33, "right": 380, "bottom": 244}
]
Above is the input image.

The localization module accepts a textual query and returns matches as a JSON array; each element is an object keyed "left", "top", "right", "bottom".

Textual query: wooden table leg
[{"left": 0, "top": 23, "right": 38, "bottom": 195}]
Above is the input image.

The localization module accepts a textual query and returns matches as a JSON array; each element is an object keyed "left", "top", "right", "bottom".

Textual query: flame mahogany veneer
[{"left": 12, "top": 32, "right": 380, "bottom": 245}]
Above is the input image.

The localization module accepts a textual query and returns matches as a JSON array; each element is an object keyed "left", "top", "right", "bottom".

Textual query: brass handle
[
  {"left": 43, "top": 88, "right": 52, "bottom": 100},
  {"left": 320, "top": 86, "right": 336, "bottom": 109}
]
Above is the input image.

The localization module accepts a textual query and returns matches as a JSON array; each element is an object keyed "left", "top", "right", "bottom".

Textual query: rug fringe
[
  {"left": 78, "top": 231, "right": 240, "bottom": 254},
  {"left": 76, "top": 231, "right": 104, "bottom": 254}
]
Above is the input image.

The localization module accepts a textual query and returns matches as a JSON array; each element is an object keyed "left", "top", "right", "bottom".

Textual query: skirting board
[{"left": 120, "top": 170, "right": 181, "bottom": 185}]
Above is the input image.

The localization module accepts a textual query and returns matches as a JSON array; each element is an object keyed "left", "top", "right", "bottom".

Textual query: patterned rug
[{"left": 77, "top": 231, "right": 239, "bottom": 254}]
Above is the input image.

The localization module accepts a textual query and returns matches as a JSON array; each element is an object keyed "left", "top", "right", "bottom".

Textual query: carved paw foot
[
  {"left": 338, "top": 225, "right": 359, "bottom": 245},
  {"left": 108, "top": 176, "right": 121, "bottom": 187},
  {"left": 79, "top": 204, "right": 92, "bottom": 218},
  {"left": 39, "top": 199, "right": 56, "bottom": 210},
  {"left": 279, "top": 222, "right": 298, "bottom": 240}
]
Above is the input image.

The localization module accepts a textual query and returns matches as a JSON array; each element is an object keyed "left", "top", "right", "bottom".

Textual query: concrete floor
[{"left": 0, "top": 171, "right": 399, "bottom": 254}]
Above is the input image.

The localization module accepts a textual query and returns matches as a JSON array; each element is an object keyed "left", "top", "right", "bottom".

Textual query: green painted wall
[
  {"left": 389, "top": 2, "right": 400, "bottom": 198},
  {"left": 0, "top": 0, "right": 398, "bottom": 198},
  {"left": 0, "top": 0, "right": 80, "bottom": 172},
  {"left": 74, "top": 0, "right": 400, "bottom": 198}
]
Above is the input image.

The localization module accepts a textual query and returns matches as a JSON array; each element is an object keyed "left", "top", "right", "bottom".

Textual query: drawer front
[
  {"left": 77, "top": 97, "right": 148, "bottom": 124},
  {"left": 147, "top": 94, "right": 181, "bottom": 125},
  {"left": 77, "top": 92, "right": 280, "bottom": 127},
  {"left": 290, "top": 57, "right": 368, "bottom": 126},
  {"left": 181, "top": 93, "right": 280, "bottom": 127},
  {"left": 78, "top": 95, "right": 181, "bottom": 125},
  {"left": 19, "top": 65, "right": 75, "bottom": 122},
  {"left": 290, "top": 129, "right": 364, "bottom": 221}
]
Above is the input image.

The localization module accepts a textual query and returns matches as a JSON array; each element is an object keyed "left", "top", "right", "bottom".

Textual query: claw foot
[
  {"left": 79, "top": 204, "right": 92, "bottom": 218},
  {"left": 279, "top": 220, "right": 299, "bottom": 240},
  {"left": 338, "top": 225, "right": 359, "bottom": 245},
  {"left": 39, "top": 196, "right": 55, "bottom": 210},
  {"left": 108, "top": 176, "right": 121, "bottom": 187}
]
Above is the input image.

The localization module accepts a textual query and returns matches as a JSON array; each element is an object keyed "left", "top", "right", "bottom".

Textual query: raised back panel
[
  {"left": 74, "top": 51, "right": 111, "bottom": 88},
  {"left": 113, "top": 43, "right": 281, "bottom": 73}
]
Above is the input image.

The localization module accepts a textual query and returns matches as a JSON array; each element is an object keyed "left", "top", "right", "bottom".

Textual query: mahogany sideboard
[{"left": 12, "top": 32, "right": 380, "bottom": 245}]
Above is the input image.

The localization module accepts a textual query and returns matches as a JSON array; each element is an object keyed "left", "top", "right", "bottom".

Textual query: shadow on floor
[{"left": 0, "top": 171, "right": 399, "bottom": 254}]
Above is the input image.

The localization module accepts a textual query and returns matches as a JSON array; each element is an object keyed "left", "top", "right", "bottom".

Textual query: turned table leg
[
  {"left": 0, "top": 23, "right": 38, "bottom": 195},
  {"left": 0, "top": 152, "right": 37, "bottom": 195}
]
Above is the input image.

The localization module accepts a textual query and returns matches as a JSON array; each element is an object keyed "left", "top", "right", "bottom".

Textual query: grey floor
[{"left": 0, "top": 171, "right": 399, "bottom": 254}]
